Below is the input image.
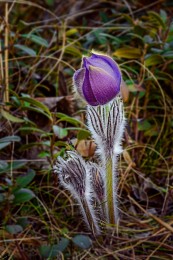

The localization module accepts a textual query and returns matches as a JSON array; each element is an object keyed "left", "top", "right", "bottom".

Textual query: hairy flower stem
[
  {"left": 106, "top": 157, "right": 115, "bottom": 224},
  {"left": 87, "top": 97, "right": 125, "bottom": 228},
  {"left": 81, "top": 198, "right": 100, "bottom": 235}
]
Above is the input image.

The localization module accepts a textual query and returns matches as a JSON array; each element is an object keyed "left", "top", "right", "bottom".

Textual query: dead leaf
[
  {"left": 72, "top": 139, "right": 96, "bottom": 157},
  {"left": 35, "top": 97, "right": 63, "bottom": 110},
  {"left": 123, "top": 150, "right": 136, "bottom": 167},
  {"left": 121, "top": 80, "right": 129, "bottom": 102}
]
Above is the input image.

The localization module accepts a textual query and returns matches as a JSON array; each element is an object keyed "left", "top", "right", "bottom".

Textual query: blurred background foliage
[{"left": 0, "top": 0, "right": 173, "bottom": 259}]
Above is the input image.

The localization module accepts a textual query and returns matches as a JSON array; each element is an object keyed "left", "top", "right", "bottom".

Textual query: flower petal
[
  {"left": 73, "top": 68, "right": 86, "bottom": 99},
  {"left": 85, "top": 53, "right": 121, "bottom": 81},
  {"left": 82, "top": 69, "right": 99, "bottom": 106},
  {"left": 88, "top": 66, "right": 120, "bottom": 105}
]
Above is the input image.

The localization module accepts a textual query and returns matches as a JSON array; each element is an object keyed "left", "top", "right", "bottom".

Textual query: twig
[{"left": 4, "top": 3, "right": 9, "bottom": 104}]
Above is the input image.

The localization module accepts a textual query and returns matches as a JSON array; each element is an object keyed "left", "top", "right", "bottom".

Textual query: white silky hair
[
  {"left": 87, "top": 96, "right": 126, "bottom": 167},
  {"left": 87, "top": 96, "right": 126, "bottom": 157},
  {"left": 87, "top": 96, "right": 126, "bottom": 223},
  {"left": 54, "top": 151, "right": 101, "bottom": 235},
  {"left": 53, "top": 96, "right": 126, "bottom": 231}
]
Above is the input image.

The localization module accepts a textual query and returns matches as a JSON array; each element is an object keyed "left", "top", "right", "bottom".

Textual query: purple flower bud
[{"left": 73, "top": 52, "right": 121, "bottom": 106}]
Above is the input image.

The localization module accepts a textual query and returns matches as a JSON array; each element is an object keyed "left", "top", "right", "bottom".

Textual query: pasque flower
[
  {"left": 54, "top": 51, "right": 125, "bottom": 234},
  {"left": 73, "top": 52, "right": 121, "bottom": 106}
]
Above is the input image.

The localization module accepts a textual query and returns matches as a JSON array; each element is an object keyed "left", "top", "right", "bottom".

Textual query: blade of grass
[{"left": 4, "top": 3, "right": 9, "bottom": 104}]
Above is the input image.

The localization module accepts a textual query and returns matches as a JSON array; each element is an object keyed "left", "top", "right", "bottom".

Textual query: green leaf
[
  {"left": 93, "top": 29, "right": 107, "bottom": 45},
  {"left": 143, "top": 35, "right": 153, "bottom": 44},
  {"left": 162, "top": 51, "right": 173, "bottom": 59},
  {"left": 22, "top": 106, "right": 52, "bottom": 121},
  {"left": 17, "top": 217, "right": 29, "bottom": 228},
  {"left": 0, "top": 136, "right": 21, "bottom": 150},
  {"left": 14, "top": 44, "right": 36, "bottom": 56},
  {"left": 13, "top": 188, "right": 35, "bottom": 204},
  {"left": 65, "top": 127, "right": 88, "bottom": 131},
  {"left": 53, "top": 125, "right": 68, "bottom": 139},
  {"left": 19, "top": 141, "right": 50, "bottom": 151},
  {"left": 0, "top": 142, "right": 11, "bottom": 150},
  {"left": 22, "top": 34, "right": 49, "bottom": 47},
  {"left": 56, "top": 113, "right": 85, "bottom": 127},
  {"left": 0, "top": 161, "right": 8, "bottom": 172},
  {"left": 19, "top": 127, "right": 46, "bottom": 134},
  {"left": 39, "top": 238, "right": 69, "bottom": 258},
  {"left": 5, "top": 178, "right": 12, "bottom": 186},
  {"left": 66, "top": 28, "right": 78, "bottom": 36},
  {"left": 127, "top": 33, "right": 144, "bottom": 42},
  {"left": 144, "top": 128, "right": 158, "bottom": 137},
  {"left": 0, "top": 194, "right": 5, "bottom": 202},
  {"left": 138, "top": 120, "right": 152, "bottom": 131},
  {"left": 113, "top": 47, "right": 141, "bottom": 59},
  {"left": 144, "top": 54, "right": 164, "bottom": 67},
  {"left": 44, "top": 0, "right": 55, "bottom": 6},
  {"left": 6, "top": 225, "right": 23, "bottom": 234},
  {"left": 38, "top": 151, "right": 50, "bottom": 158},
  {"left": 19, "top": 97, "right": 52, "bottom": 121},
  {"left": 160, "top": 9, "right": 167, "bottom": 23},
  {"left": 148, "top": 11, "right": 165, "bottom": 29},
  {"left": 72, "top": 235, "right": 92, "bottom": 249},
  {"left": 99, "top": 33, "right": 123, "bottom": 45},
  {"left": 65, "top": 46, "right": 82, "bottom": 57},
  {"left": 0, "top": 136, "right": 21, "bottom": 143},
  {"left": 0, "top": 161, "right": 26, "bottom": 175},
  {"left": 16, "top": 170, "right": 35, "bottom": 188},
  {"left": 122, "top": 14, "right": 134, "bottom": 25},
  {"left": 20, "top": 97, "right": 50, "bottom": 113},
  {"left": 77, "top": 129, "right": 90, "bottom": 141},
  {"left": 1, "top": 109, "right": 24, "bottom": 123},
  {"left": 150, "top": 48, "right": 162, "bottom": 54}
]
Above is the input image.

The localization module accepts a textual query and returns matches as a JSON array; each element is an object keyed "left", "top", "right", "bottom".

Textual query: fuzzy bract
[
  {"left": 87, "top": 97, "right": 126, "bottom": 159},
  {"left": 54, "top": 151, "right": 101, "bottom": 235}
]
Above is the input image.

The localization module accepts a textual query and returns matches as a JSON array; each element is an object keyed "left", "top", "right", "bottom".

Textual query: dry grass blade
[
  {"left": 128, "top": 195, "right": 173, "bottom": 233},
  {"left": 4, "top": 3, "right": 9, "bottom": 104}
]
